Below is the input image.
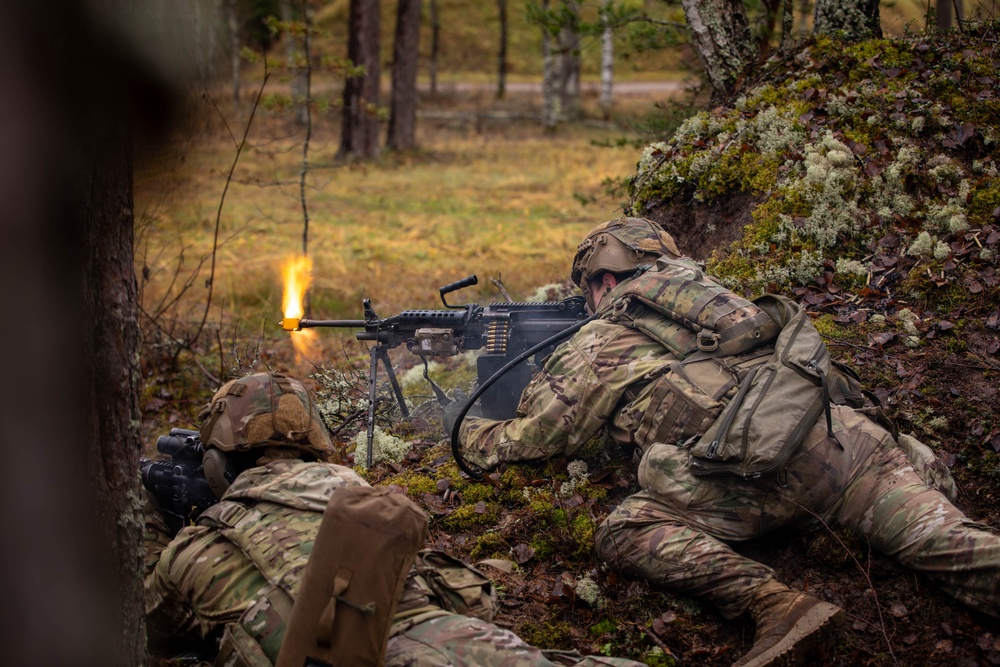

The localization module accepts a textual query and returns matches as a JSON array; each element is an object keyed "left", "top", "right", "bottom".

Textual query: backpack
[
  {"left": 275, "top": 486, "right": 429, "bottom": 667},
  {"left": 600, "top": 256, "right": 781, "bottom": 358},
  {"left": 412, "top": 550, "right": 497, "bottom": 623},
  {"left": 687, "top": 295, "right": 861, "bottom": 478}
]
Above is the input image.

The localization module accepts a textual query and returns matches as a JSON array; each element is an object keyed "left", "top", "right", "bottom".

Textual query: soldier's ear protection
[{"left": 203, "top": 448, "right": 238, "bottom": 500}]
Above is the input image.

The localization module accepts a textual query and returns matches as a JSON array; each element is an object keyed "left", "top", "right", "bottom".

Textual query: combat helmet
[
  {"left": 198, "top": 372, "right": 335, "bottom": 497},
  {"left": 571, "top": 216, "right": 680, "bottom": 290}
]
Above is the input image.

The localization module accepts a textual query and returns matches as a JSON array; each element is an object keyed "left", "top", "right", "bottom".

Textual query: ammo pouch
[
  {"left": 275, "top": 486, "right": 428, "bottom": 667},
  {"left": 413, "top": 550, "right": 497, "bottom": 623},
  {"left": 687, "top": 295, "right": 859, "bottom": 478}
]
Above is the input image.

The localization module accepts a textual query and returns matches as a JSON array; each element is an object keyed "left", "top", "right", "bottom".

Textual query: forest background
[{"left": 0, "top": 0, "right": 997, "bottom": 666}]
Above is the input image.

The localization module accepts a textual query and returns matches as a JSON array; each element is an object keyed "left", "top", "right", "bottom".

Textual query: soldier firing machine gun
[{"left": 280, "top": 275, "right": 597, "bottom": 479}]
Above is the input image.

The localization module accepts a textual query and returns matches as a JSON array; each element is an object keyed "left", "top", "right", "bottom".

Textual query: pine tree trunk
[
  {"left": 80, "top": 111, "right": 147, "bottom": 667},
  {"left": 496, "top": 0, "right": 508, "bottom": 99},
  {"left": 429, "top": 0, "right": 440, "bottom": 96},
  {"left": 388, "top": 0, "right": 422, "bottom": 151},
  {"left": 541, "top": 0, "right": 558, "bottom": 131},
  {"left": 340, "top": 0, "right": 382, "bottom": 158},
  {"left": 680, "top": 0, "right": 756, "bottom": 100},
  {"left": 280, "top": 0, "right": 309, "bottom": 126},
  {"left": 228, "top": 0, "right": 241, "bottom": 107},
  {"left": 556, "top": 0, "right": 580, "bottom": 120}
]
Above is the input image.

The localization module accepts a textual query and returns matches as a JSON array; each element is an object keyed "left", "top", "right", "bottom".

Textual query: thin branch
[
  {"left": 186, "top": 60, "right": 271, "bottom": 356},
  {"left": 299, "top": 0, "right": 314, "bottom": 258},
  {"left": 793, "top": 502, "right": 898, "bottom": 666}
]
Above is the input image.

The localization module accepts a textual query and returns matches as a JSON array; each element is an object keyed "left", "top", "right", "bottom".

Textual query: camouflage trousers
[
  {"left": 595, "top": 404, "right": 1000, "bottom": 619},
  {"left": 385, "top": 613, "right": 646, "bottom": 667}
]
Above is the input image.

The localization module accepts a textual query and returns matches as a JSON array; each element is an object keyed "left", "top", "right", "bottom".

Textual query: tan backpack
[{"left": 275, "top": 486, "right": 428, "bottom": 667}]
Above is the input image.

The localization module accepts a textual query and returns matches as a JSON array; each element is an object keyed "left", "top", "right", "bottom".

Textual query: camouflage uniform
[
  {"left": 144, "top": 458, "right": 646, "bottom": 667},
  {"left": 459, "top": 264, "right": 1000, "bottom": 621}
]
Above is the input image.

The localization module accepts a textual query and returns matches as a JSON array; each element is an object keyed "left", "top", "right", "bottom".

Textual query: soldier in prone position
[
  {"left": 452, "top": 216, "right": 1000, "bottom": 667},
  {"left": 144, "top": 372, "right": 646, "bottom": 667}
]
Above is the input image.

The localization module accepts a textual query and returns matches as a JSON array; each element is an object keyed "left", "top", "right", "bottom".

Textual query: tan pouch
[{"left": 275, "top": 486, "right": 429, "bottom": 667}]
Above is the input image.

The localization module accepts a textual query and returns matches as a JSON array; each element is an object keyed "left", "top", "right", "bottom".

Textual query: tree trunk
[
  {"left": 388, "top": 0, "right": 422, "bottom": 151},
  {"left": 340, "top": 0, "right": 382, "bottom": 158},
  {"left": 680, "top": 0, "right": 757, "bottom": 101},
  {"left": 228, "top": 0, "right": 240, "bottom": 107},
  {"left": 935, "top": 0, "right": 963, "bottom": 30},
  {"left": 429, "top": 0, "right": 440, "bottom": 96},
  {"left": 541, "top": 0, "right": 558, "bottom": 131},
  {"left": 80, "top": 106, "right": 146, "bottom": 667},
  {"left": 496, "top": 0, "right": 508, "bottom": 99},
  {"left": 599, "top": 0, "right": 613, "bottom": 121},
  {"left": 280, "top": 0, "right": 309, "bottom": 126},
  {"left": 814, "top": 0, "right": 882, "bottom": 40},
  {"left": 556, "top": 0, "right": 581, "bottom": 120}
]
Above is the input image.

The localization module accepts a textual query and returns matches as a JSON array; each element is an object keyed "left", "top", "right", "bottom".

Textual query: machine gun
[
  {"left": 140, "top": 428, "right": 217, "bottom": 535},
  {"left": 281, "top": 275, "right": 597, "bottom": 478}
]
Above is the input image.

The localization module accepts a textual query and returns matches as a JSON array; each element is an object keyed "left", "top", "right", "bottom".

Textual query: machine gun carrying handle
[{"left": 440, "top": 275, "right": 478, "bottom": 308}]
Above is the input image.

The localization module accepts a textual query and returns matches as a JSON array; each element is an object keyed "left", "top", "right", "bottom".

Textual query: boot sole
[{"left": 734, "top": 602, "right": 845, "bottom": 667}]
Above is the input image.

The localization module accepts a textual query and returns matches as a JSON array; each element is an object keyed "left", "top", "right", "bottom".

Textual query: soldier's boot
[{"left": 732, "top": 580, "right": 844, "bottom": 667}]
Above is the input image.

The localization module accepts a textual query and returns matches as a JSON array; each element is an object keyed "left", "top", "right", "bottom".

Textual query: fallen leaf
[
  {"left": 890, "top": 602, "right": 909, "bottom": 618},
  {"left": 513, "top": 543, "right": 535, "bottom": 564}
]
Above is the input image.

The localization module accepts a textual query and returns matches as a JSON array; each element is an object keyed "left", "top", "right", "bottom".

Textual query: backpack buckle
[{"left": 697, "top": 330, "right": 720, "bottom": 352}]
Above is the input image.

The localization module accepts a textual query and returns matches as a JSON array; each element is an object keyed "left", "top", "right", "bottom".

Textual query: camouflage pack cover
[
  {"left": 597, "top": 255, "right": 780, "bottom": 358},
  {"left": 199, "top": 372, "right": 334, "bottom": 460},
  {"left": 571, "top": 216, "right": 680, "bottom": 288}
]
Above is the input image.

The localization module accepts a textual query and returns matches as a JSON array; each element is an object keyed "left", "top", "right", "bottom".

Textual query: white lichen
[{"left": 353, "top": 427, "right": 412, "bottom": 470}]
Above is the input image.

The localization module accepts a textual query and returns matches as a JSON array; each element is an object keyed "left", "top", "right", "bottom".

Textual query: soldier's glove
[{"left": 443, "top": 389, "right": 482, "bottom": 437}]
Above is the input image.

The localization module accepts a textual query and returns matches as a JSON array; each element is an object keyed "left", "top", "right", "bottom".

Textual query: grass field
[{"left": 133, "top": 83, "right": 679, "bottom": 381}]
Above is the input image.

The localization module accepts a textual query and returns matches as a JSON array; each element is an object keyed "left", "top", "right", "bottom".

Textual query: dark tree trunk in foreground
[
  {"left": 0, "top": 2, "right": 162, "bottom": 666},
  {"left": 80, "top": 107, "right": 147, "bottom": 667},
  {"left": 388, "top": 0, "right": 422, "bottom": 151},
  {"left": 340, "top": 0, "right": 382, "bottom": 158},
  {"left": 814, "top": 0, "right": 882, "bottom": 40},
  {"left": 680, "top": 0, "right": 757, "bottom": 100}
]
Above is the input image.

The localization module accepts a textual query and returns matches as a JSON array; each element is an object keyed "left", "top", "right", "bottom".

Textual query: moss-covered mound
[
  {"left": 632, "top": 25, "right": 999, "bottom": 309},
  {"left": 631, "top": 24, "right": 1000, "bottom": 518}
]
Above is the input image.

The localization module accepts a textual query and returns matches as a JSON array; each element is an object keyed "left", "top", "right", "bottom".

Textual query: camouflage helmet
[
  {"left": 571, "top": 216, "right": 680, "bottom": 288},
  {"left": 198, "top": 372, "right": 334, "bottom": 460}
]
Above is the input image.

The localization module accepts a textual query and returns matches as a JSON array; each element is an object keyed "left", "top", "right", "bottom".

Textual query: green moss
[
  {"left": 382, "top": 470, "right": 439, "bottom": 497},
  {"left": 469, "top": 531, "right": 508, "bottom": 560},
  {"left": 441, "top": 502, "right": 501, "bottom": 529},
  {"left": 590, "top": 619, "right": 618, "bottom": 637},
  {"left": 642, "top": 648, "right": 679, "bottom": 667},
  {"left": 968, "top": 178, "right": 1000, "bottom": 224},
  {"left": 459, "top": 482, "right": 497, "bottom": 503},
  {"left": 518, "top": 620, "right": 575, "bottom": 650}
]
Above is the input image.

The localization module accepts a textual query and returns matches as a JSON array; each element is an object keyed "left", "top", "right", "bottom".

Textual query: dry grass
[{"left": 134, "top": 88, "right": 669, "bottom": 373}]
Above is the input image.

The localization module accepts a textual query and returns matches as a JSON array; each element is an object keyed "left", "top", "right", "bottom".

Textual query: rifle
[
  {"left": 281, "top": 275, "right": 597, "bottom": 478},
  {"left": 140, "top": 428, "right": 217, "bottom": 535}
]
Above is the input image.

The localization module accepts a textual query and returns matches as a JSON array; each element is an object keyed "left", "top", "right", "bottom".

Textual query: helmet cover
[
  {"left": 571, "top": 216, "right": 680, "bottom": 288},
  {"left": 199, "top": 372, "right": 335, "bottom": 461}
]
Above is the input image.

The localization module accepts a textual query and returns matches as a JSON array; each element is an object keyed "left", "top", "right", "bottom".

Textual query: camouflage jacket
[
  {"left": 458, "top": 259, "right": 777, "bottom": 471},
  {"left": 145, "top": 458, "right": 497, "bottom": 664}
]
